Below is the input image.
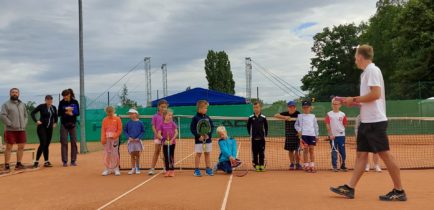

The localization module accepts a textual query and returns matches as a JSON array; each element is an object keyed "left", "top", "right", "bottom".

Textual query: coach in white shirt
[{"left": 330, "top": 45, "right": 407, "bottom": 201}]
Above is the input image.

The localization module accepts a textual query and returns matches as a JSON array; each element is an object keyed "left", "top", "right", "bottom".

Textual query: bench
[{"left": 0, "top": 148, "right": 36, "bottom": 164}]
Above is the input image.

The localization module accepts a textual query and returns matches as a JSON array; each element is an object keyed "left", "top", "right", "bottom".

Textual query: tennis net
[{"left": 118, "top": 115, "right": 434, "bottom": 171}]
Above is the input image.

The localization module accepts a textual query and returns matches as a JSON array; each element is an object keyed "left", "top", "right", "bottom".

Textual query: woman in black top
[
  {"left": 31, "top": 95, "right": 58, "bottom": 167},
  {"left": 58, "top": 89, "right": 80, "bottom": 167}
]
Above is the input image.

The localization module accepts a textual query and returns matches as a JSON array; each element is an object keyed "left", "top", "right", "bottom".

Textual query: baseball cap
[
  {"left": 287, "top": 101, "right": 296, "bottom": 106},
  {"left": 127, "top": 109, "right": 139, "bottom": 114},
  {"left": 302, "top": 100, "right": 312, "bottom": 107}
]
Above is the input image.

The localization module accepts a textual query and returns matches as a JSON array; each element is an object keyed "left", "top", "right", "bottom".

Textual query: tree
[
  {"left": 301, "top": 24, "right": 365, "bottom": 101},
  {"left": 390, "top": 0, "right": 434, "bottom": 99},
  {"left": 204, "top": 50, "right": 235, "bottom": 95},
  {"left": 25, "top": 101, "right": 36, "bottom": 113},
  {"left": 119, "top": 84, "right": 139, "bottom": 108}
]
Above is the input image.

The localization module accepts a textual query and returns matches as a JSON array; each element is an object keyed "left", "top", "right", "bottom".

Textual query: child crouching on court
[
  {"left": 213, "top": 126, "right": 238, "bottom": 174},
  {"left": 101, "top": 106, "right": 123, "bottom": 176},
  {"left": 123, "top": 108, "right": 145, "bottom": 175},
  {"left": 158, "top": 110, "right": 178, "bottom": 177},
  {"left": 295, "top": 100, "right": 319, "bottom": 173}
]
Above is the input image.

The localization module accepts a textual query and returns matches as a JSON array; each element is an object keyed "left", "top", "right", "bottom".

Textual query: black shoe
[
  {"left": 4, "top": 163, "right": 10, "bottom": 171},
  {"left": 15, "top": 163, "right": 25, "bottom": 170},
  {"left": 340, "top": 165, "right": 348, "bottom": 172},
  {"left": 44, "top": 162, "right": 53, "bottom": 167},
  {"left": 379, "top": 189, "right": 407, "bottom": 201},
  {"left": 33, "top": 162, "right": 39, "bottom": 168},
  {"left": 330, "top": 185, "right": 355, "bottom": 199}
]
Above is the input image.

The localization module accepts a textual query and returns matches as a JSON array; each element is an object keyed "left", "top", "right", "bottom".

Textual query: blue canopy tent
[{"left": 151, "top": 87, "right": 247, "bottom": 107}]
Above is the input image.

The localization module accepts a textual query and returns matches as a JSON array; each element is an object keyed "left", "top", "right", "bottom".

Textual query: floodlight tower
[
  {"left": 245, "top": 57, "right": 252, "bottom": 101},
  {"left": 161, "top": 64, "right": 168, "bottom": 97},
  {"left": 145, "top": 57, "right": 152, "bottom": 107}
]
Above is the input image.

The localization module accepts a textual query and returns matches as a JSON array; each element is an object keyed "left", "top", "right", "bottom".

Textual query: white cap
[{"left": 127, "top": 109, "right": 138, "bottom": 114}]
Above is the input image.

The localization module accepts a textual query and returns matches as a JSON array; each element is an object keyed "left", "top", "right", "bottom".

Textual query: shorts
[
  {"left": 301, "top": 135, "right": 316, "bottom": 146},
  {"left": 4, "top": 131, "right": 27, "bottom": 144},
  {"left": 284, "top": 135, "right": 299, "bottom": 151},
  {"left": 153, "top": 138, "right": 162, "bottom": 144},
  {"left": 194, "top": 143, "right": 212, "bottom": 153},
  {"left": 357, "top": 121, "right": 389, "bottom": 153}
]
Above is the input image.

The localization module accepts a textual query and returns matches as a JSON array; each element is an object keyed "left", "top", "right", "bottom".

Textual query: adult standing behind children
[
  {"left": 58, "top": 89, "right": 80, "bottom": 167},
  {"left": 0, "top": 88, "right": 28, "bottom": 171},
  {"left": 330, "top": 44, "right": 406, "bottom": 201},
  {"left": 31, "top": 95, "right": 57, "bottom": 168}
]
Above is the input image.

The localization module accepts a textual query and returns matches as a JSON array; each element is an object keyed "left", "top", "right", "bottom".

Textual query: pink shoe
[
  {"left": 164, "top": 171, "right": 170, "bottom": 177},
  {"left": 169, "top": 170, "right": 175, "bottom": 177}
]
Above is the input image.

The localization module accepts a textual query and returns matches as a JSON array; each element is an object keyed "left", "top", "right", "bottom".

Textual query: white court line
[
  {"left": 97, "top": 152, "right": 195, "bottom": 210},
  {"left": 220, "top": 142, "right": 242, "bottom": 210}
]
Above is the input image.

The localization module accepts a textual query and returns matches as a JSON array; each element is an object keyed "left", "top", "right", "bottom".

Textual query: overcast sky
[{"left": 0, "top": 0, "right": 377, "bottom": 105}]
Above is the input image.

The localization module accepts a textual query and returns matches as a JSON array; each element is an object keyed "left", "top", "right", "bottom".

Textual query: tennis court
[{"left": 0, "top": 143, "right": 433, "bottom": 210}]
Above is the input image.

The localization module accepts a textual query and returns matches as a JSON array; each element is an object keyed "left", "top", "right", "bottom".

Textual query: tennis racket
[
  {"left": 197, "top": 119, "right": 212, "bottom": 153},
  {"left": 326, "top": 137, "right": 342, "bottom": 170},
  {"left": 166, "top": 131, "right": 173, "bottom": 170},
  {"left": 232, "top": 159, "right": 248, "bottom": 177}
]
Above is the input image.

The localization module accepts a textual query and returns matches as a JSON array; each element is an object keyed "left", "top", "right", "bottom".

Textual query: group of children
[{"left": 100, "top": 98, "right": 380, "bottom": 177}]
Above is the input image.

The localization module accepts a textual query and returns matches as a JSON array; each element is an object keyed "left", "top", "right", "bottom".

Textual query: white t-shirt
[
  {"left": 325, "top": 111, "right": 347, "bottom": 137},
  {"left": 360, "top": 63, "right": 387, "bottom": 123},
  {"left": 294, "top": 113, "right": 319, "bottom": 137}
]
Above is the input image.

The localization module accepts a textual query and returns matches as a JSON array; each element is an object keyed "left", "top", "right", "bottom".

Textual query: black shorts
[
  {"left": 284, "top": 135, "right": 299, "bottom": 151},
  {"left": 357, "top": 121, "right": 389, "bottom": 153}
]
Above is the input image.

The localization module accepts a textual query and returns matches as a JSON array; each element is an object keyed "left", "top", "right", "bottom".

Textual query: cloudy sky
[{"left": 0, "top": 0, "right": 377, "bottom": 106}]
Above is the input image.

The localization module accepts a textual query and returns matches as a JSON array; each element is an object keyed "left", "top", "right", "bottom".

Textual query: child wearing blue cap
[{"left": 275, "top": 100, "right": 302, "bottom": 170}]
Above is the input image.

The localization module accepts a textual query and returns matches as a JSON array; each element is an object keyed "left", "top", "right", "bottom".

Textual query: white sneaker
[
  {"left": 128, "top": 168, "right": 136, "bottom": 175},
  {"left": 365, "top": 164, "right": 370, "bottom": 172},
  {"left": 102, "top": 169, "right": 110, "bottom": 176},
  {"left": 135, "top": 168, "right": 141, "bottom": 175},
  {"left": 375, "top": 165, "right": 382, "bottom": 172},
  {"left": 114, "top": 168, "right": 121, "bottom": 176},
  {"left": 148, "top": 168, "right": 155, "bottom": 175}
]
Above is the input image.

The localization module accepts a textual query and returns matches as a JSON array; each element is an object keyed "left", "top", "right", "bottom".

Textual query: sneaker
[
  {"left": 44, "top": 162, "right": 53, "bottom": 167},
  {"left": 256, "top": 165, "right": 261, "bottom": 172},
  {"left": 259, "top": 165, "right": 266, "bottom": 172},
  {"left": 135, "top": 168, "right": 141, "bottom": 175},
  {"left": 4, "top": 163, "right": 10, "bottom": 171},
  {"left": 148, "top": 168, "right": 155, "bottom": 175},
  {"left": 379, "top": 189, "right": 407, "bottom": 201},
  {"left": 114, "top": 168, "right": 121, "bottom": 176},
  {"left": 194, "top": 169, "right": 202, "bottom": 177},
  {"left": 63, "top": 162, "right": 68, "bottom": 167},
  {"left": 365, "top": 164, "right": 370, "bottom": 172},
  {"left": 332, "top": 168, "right": 339, "bottom": 172},
  {"left": 33, "top": 162, "right": 39, "bottom": 168},
  {"left": 15, "top": 163, "right": 25, "bottom": 170},
  {"left": 375, "top": 165, "right": 382, "bottom": 172},
  {"left": 310, "top": 167, "right": 317, "bottom": 173},
  {"left": 330, "top": 185, "right": 355, "bottom": 199},
  {"left": 102, "top": 169, "right": 110, "bottom": 176},
  {"left": 289, "top": 163, "right": 295, "bottom": 170},
  {"left": 205, "top": 167, "right": 214, "bottom": 176},
  {"left": 340, "top": 165, "right": 348, "bottom": 172},
  {"left": 164, "top": 171, "right": 170, "bottom": 177},
  {"left": 169, "top": 170, "right": 175, "bottom": 177},
  {"left": 212, "top": 164, "right": 218, "bottom": 174},
  {"left": 128, "top": 168, "right": 136, "bottom": 175},
  {"left": 304, "top": 166, "right": 311, "bottom": 172},
  {"left": 296, "top": 163, "right": 303, "bottom": 170},
  {"left": 70, "top": 162, "right": 77, "bottom": 166}
]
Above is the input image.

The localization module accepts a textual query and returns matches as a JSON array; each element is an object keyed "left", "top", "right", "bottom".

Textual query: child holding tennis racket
[
  {"left": 213, "top": 126, "right": 238, "bottom": 174},
  {"left": 158, "top": 110, "right": 178, "bottom": 177},
  {"left": 295, "top": 100, "right": 319, "bottom": 173},
  {"left": 325, "top": 99, "right": 348, "bottom": 172},
  {"left": 190, "top": 100, "right": 215, "bottom": 177},
  {"left": 101, "top": 106, "right": 123, "bottom": 176},
  {"left": 148, "top": 100, "right": 168, "bottom": 175},
  {"left": 274, "top": 101, "right": 302, "bottom": 170},
  {"left": 123, "top": 109, "right": 145, "bottom": 175}
]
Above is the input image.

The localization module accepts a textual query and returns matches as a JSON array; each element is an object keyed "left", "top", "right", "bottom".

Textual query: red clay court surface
[{"left": 1, "top": 143, "right": 433, "bottom": 210}]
